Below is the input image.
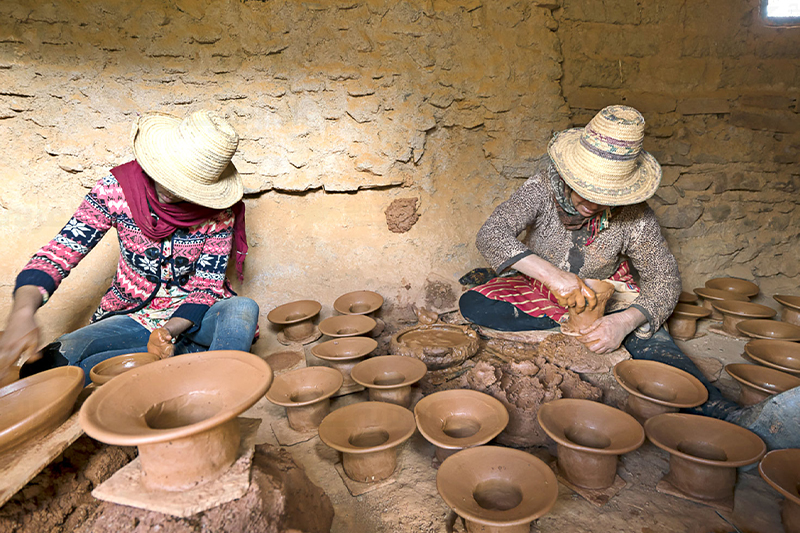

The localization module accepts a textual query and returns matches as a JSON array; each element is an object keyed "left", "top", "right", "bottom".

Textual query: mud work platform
[{"left": 0, "top": 320, "right": 786, "bottom": 533}]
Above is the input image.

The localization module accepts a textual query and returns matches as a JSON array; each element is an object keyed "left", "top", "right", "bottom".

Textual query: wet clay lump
[{"left": 561, "top": 279, "right": 615, "bottom": 337}]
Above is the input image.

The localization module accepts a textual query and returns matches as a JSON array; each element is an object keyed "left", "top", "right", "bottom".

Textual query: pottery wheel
[{"left": 390, "top": 324, "right": 479, "bottom": 370}]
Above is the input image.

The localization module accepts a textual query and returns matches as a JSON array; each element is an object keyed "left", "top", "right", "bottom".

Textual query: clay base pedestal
[
  {"left": 668, "top": 318, "right": 698, "bottom": 341},
  {"left": 270, "top": 418, "right": 318, "bottom": 447},
  {"left": 332, "top": 382, "right": 366, "bottom": 397},
  {"left": 341, "top": 448, "right": 398, "bottom": 483},
  {"left": 333, "top": 461, "right": 399, "bottom": 497},
  {"left": 368, "top": 386, "right": 412, "bottom": 407},
  {"left": 557, "top": 445, "right": 618, "bottom": 490},
  {"left": 655, "top": 476, "right": 734, "bottom": 513},
  {"left": 277, "top": 327, "right": 322, "bottom": 346},
  {"left": 738, "top": 386, "right": 771, "bottom": 406},
  {"left": 625, "top": 395, "right": 678, "bottom": 424},
  {"left": 656, "top": 455, "right": 736, "bottom": 511},
  {"left": 702, "top": 300, "right": 724, "bottom": 321},
  {"left": 781, "top": 308, "right": 800, "bottom": 327},
  {"left": 285, "top": 400, "right": 330, "bottom": 432},
  {"left": 782, "top": 499, "right": 800, "bottom": 533},
  {"left": 464, "top": 520, "right": 530, "bottom": 533},
  {"left": 435, "top": 446, "right": 460, "bottom": 463}
]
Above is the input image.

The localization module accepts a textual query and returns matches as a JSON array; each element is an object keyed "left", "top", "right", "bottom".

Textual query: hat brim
[
  {"left": 547, "top": 128, "right": 661, "bottom": 206},
  {"left": 131, "top": 112, "right": 243, "bottom": 209}
]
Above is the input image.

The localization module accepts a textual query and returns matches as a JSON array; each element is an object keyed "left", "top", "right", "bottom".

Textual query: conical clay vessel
[
  {"left": 667, "top": 304, "right": 711, "bottom": 340},
  {"left": 613, "top": 360, "right": 707, "bottom": 423},
  {"left": 759, "top": 449, "right": 800, "bottom": 533},
  {"left": 334, "top": 290, "right": 384, "bottom": 316},
  {"left": 774, "top": 295, "right": 800, "bottom": 327},
  {"left": 319, "top": 315, "right": 376, "bottom": 338},
  {"left": 538, "top": 399, "right": 644, "bottom": 490},
  {"left": 415, "top": 389, "right": 509, "bottom": 462},
  {"left": 736, "top": 319, "right": 800, "bottom": 341},
  {"left": 745, "top": 339, "right": 800, "bottom": 375},
  {"left": 645, "top": 413, "right": 765, "bottom": 503},
  {"left": 266, "top": 366, "right": 343, "bottom": 431},
  {"left": 710, "top": 300, "right": 776, "bottom": 336},
  {"left": 310, "top": 336, "right": 377, "bottom": 396},
  {"left": 724, "top": 363, "right": 800, "bottom": 406},
  {"left": 693, "top": 288, "right": 748, "bottom": 320},
  {"left": 705, "top": 277, "right": 759, "bottom": 298},
  {"left": 437, "top": 446, "right": 558, "bottom": 533},
  {"left": 318, "top": 401, "right": 416, "bottom": 483},
  {"left": 267, "top": 300, "right": 322, "bottom": 345},
  {"left": 89, "top": 352, "right": 161, "bottom": 386},
  {"left": 350, "top": 355, "right": 427, "bottom": 407},
  {"left": 561, "top": 279, "right": 615, "bottom": 336}
]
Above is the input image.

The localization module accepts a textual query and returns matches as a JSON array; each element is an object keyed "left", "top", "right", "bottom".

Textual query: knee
[{"left": 222, "top": 297, "right": 259, "bottom": 324}]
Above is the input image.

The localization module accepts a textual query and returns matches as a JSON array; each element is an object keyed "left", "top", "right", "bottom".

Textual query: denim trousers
[{"left": 23, "top": 296, "right": 259, "bottom": 384}]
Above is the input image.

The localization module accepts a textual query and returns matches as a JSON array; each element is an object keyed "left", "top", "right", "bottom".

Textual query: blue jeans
[{"left": 22, "top": 297, "right": 259, "bottom": 385}]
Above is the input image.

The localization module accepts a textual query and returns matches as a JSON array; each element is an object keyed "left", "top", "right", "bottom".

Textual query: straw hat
[
  {"left": 131, "top": 110, "right": 243, "bottom": 209},
  {"left": 547, "top": 105, "right": 661, "bottom": 206}
]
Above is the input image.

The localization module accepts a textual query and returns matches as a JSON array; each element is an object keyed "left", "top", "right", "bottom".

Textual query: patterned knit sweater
[
  {"left": 476, "top": 169, "right": 680, "bottom": 338},
  {"left": 15, "top": 175, "right": 236, "bottom": 327}
]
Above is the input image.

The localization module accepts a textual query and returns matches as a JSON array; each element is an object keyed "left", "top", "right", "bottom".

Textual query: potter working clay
[
  {"left": 350, "top": 355, "right": 427, "bottom": 407},
  {"left": 89, "top": 352, "right": 161, "bottom": 386},
  {"left": 744, "top": 339, "right": 800, "bottom": 375},
  {"left": 560, "top": 279, "right": 615, "bottom": 337},
  {"left": 774, "top": 294, "right": 800, "bottom": 327},
  {"left": 318, "top": 315, "right": 376, "bottom": 338},
  {"left": 436, "top": 445, "right": 558, "bottom": 533},
  {"left": 693, "top": 287, "right": 749, "bottom": 320},
  {"left": 79, "top": 350, "right": 272, "bottom": 491},
  {"left": 759, "top": 449, "right": 800, "bottom": 533},
  {"left": 390, "top": 323, "right": 479, "bottom": 370},
  {"left": 0, "top": 110, "right": 259, "bottom": 384},
  {"left": 705, "top": 277, "right": 759, "bottom": 298},
  {"left": 724, "top": 364, "right": 800, "bottom": 406},
  {"left": 318, "top": 401, "right": 416, "bottom": 483},
  {"left": 310, "top": 336, "right": 378, "bottom": 395},
  {"left": 333, "top": 290, "right": 384, "bottom": 316},
  {"left": 266, "top": 366, "right": 343, "bottom": 431},
  {"left": 710, "top": 300, "right": 776, "bottom": 336},
  {"left": 666, "top": 303, "right": 711, "bottom": 340},
  {"left": 736, "top": 319, "right": 800, "bottom": 341},
  {"left": 267, "top": 300, "right": 322, "bottom": 345}
]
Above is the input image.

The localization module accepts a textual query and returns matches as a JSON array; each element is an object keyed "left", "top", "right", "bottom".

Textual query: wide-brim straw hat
[
  {"left": 131, "top": 110, "right": 243, "bottom": 209},
  {"left": 547, "top": 105, "right": 661, "bottom": 206}
]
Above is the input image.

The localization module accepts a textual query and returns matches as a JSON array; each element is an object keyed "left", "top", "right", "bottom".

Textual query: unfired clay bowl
[
  {"left": 561, "top": 279, "right": 615, "bottom": 337},
  {"left": 0, "top": 366, "right": 84, "bottom": 454},
  {"left": 736, "top": 319, "right": 800, "bottom": 341},
  {"left": 705, "top": 277, "right": 759, "bottom": 298},
  {"left": 724, "top": 363, "right": 800, "bottom": 406},
  {"left": 437, "top": 446, "right": 558, "bottom": 533},
  {"left": 645, "top": 413, "right": 765, "bottom": 502},
  {"left": 537, "top": 399, "right": 644, "bottom": 490},
  {"left": 774, "top": 295, "right": 800, "bottom": 327},
  {"left": 350, "top": 355, "right": 427, "bottom": 407},
  {"left": 267, "top": 300, "right": 322, "bottom": 343},
  {"left": 759, "top": 449, "right": 800, "bottom": 533},
  {"left": 613, "top": 360, "right": 708, "bottom": 423},
  {"left": 80, "top": 350, "right": 272, "bottom": 491},
  {"left": 667, "top": 303, "right": 711, "bottom": 340},
  {"left": 745, "top": 339, "right": 800, "bottom": 374},
  {"left": 333, "top": 290, "right": 384, "bottom": 315},
  {"left": 89, "top": 352, "right": 161, "bottom": 386},
  {"left": 679, "top": 291, "right": 698, "bottom": 304},
  {"left": 390, "top": 323, "right": 479, "bottom": 370},
  {"left": 693, "top": 287, "right": 749, "bottom": 320},
  {"left": 310, "top": 336, "right": 378, "bottom": 393},
  {"left": 415, "top": 389, "right": 509, "bottom": 462},
  {"left": 318, "top": 315, "right": 377, "bottom": 338},
  {"left": 710, "top": 300, "right": 776, "bottom": 336},
  {"left": 266, "top": 366, "right": 343, "bottom": 431},
  {"left": 318, "top": 401, "right": 416, "bottom": 483}
]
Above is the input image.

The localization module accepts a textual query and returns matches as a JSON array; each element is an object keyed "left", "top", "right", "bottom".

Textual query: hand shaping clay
[{"left": 561, "top": 279, "right": 615, "bottom": 337}]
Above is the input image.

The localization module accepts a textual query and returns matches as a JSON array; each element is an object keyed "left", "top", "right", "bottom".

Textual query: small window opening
[{"left": 762, "top": 0, "right": 800, "bottom": 25}]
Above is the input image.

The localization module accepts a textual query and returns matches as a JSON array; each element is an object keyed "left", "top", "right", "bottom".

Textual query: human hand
[
  {"left": 576, "top": 313, "right": 634, "bottom": 354},
  {"left": 147, "top": 328, "right": 174, "bottom": 359},
  {"left": 547, "top": 271, "right": 597, "bottom": 314},
  {"left": 0, "top": 314, "right": 41, "bottom": 384}
]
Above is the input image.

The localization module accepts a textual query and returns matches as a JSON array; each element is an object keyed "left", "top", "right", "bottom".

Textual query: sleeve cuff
[
  {"left": 172, "top": 303, "right": 210, "bottom": 334},
  {"left": 15, "top": 270, "right": 57, "bottom": 302},
  {"left": 497, "top": 250, "right": 534, "bottom": 274}
]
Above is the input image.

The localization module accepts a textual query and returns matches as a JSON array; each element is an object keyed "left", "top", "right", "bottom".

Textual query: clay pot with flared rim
[
  {"left": 724, "top": 363, "right": 800, "bottom": 406},
  {"left": 667, "top": 304, "right": 711, "bottom": 340},
  {"left": 774, "top": 295, "right": 800, "bottom": 327},
  {"left": 561, "top": 279, "right": 615, "bottom": 336},
  {"left": 537, "top": 399, "right": 644, "bottom": 490},
  {"left": 613, "top": 360, "right": 708, "bottom": 424},
  {"left": 736, "top": 319, "right": 800, "bottom": 341},
  {"left": 415, "top": 389, "right": 509, "bottom": 462},
  {"left": 318, "top": 401, "right": 416, "bottom": 483},
  {"left": 89, "top": 352, "right": 161, "bottom": 386},
  {"left": 318, "top": 315, "right": 376, "bottom": 338},
  {"left": 745, "top": 339, "right": 800, "bottom": 374},
  {"left": 79, "top": 350, "right": 272, "bottom": 491},
  {"left": 0, "top": 366, "right": 84, "bottom": 454},
  {"left": 645, "top": 413, "right": 765, "bottom": 502},
  {"left": 710, "top": 300, "right": 777, "bottom": 336},
  {"left": 267, "top": 300, "right": 322, "bottom": 343},
  {"left": 390, "top": 324, "right": 480, "bottom": 370},
  {"left": 705, "top": 277, "right": 759, "bottom": 298},
  {"left": 679, "top": 291, "right": 698, "bottom": 304},
  {"left": 693, "top": 288, "right": 749, "bottom": 320},
  {"left": 350, "top": 355, "right": 427, "bottom": 407},
  {"left": 759, "top": 449, "right": 800, "bottom": 533},
  {"left": 310, "top": 336, "right": 378, "bottom": 391},
  {"left": 266, "top": 366, "right": 342, "bottom": 431},
  {"left": 437, "top": 446, "right": 558, "bottom": 533},
  {"left": 334, "top": 290, "right": 384, "bottom": 316}
]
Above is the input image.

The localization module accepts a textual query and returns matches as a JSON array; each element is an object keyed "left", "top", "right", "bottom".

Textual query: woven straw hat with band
[
  {"left": 131, "top": 110, "right": 243, "bottom": 209},
  {"left": 547, "top": 105, "right": 662, "bottom": 207}
]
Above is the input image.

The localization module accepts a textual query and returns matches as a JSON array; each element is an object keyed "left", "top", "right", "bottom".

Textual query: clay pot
[
  {"left": 537, "top": 399, "right": 644, "bottom": 490},
  {"left": 0, "top": 366, "right": 84, "bottom": 454},
  {"left": 437, "top": 446, "right": 558, "bottom": 533},
  {"left": 350, "top": 355, "right": 427, "bottom": 408},
  {"left": 774, "top": 295, "right": 800, "bottom": 327},
  {"left": 613, "top": 360, "right": 708, "bottom": 423},
  {"left": 744, "top": 339, "right": 800, "bottom": 375},
  {"left": 390, "top": 323, "right": 480, "bottom": 370},
  {"left": 667, "top": 303, "right": 711, "bottom": 340},
  {"left": 645, "top": 413, "right": 766, "bottom": 502},
  {"left": 561, "top": 279, "right": 615, "bottom": 336},
  {"left": 80, "top": 351, "right": 272, "bottom": 491},
  {"left": 266, "top": 366, "right": 343, "bottom": 431},
  {"left": 318, "top": 315, "right": 377, "bottom": 338},
  {"left": 710, "top": 300, "right": 776, "bottom": 336},
  {"left": 333, "top": 290, "right": 384, "bottom": 315},
  {"left": 89, "top": 352, "right": 161, "bottom": 386},
  {"left": 693, "top": 287, "right": 748, "bottom": 320},
  {"left": 678, "top": 291, "right": 698, "bottom": 304},
  {"left": 724, "top": 363, "right": 800, "bottom": 406},
  {"left": 705, "top": 277, "right": 759, "bottom": 298},
  {"left": 267, "top": 300, "right": 322, "bottom": 344},
  {"left": 736, "top": 319, "right": 800, "bottom": 341},
  {"left": 318, "top": 401, "right": 416, "bottom": 483},
  {"left": 415, "top": 389, "right": 509, "bottom": 462},
  {"left": 759, "top": 449, "right": 800, "bottom": 533},
  {"left": 310, "top": 336, "right": 378, "bottom": 394}
]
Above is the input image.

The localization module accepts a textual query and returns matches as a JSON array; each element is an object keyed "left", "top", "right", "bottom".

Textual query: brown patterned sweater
[{"left": 475, "top": 168, "right": 680, "bottom": 339}]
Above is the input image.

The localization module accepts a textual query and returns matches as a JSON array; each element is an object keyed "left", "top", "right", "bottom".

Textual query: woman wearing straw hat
[
  {"left": 0, "top": 110, "right": 259, "bottom": 383},
  {"left": 460, "top": 105, "right": 800, "bottom": 449}
]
